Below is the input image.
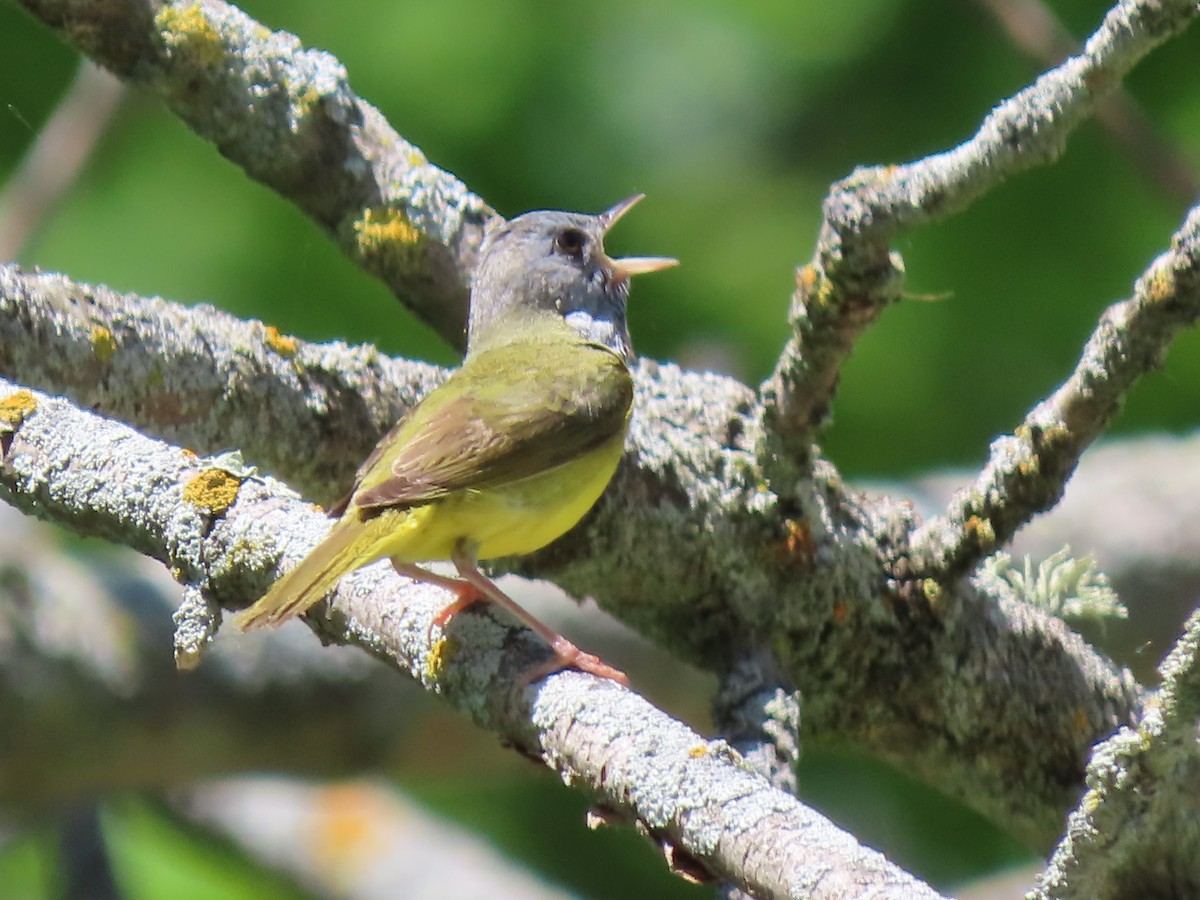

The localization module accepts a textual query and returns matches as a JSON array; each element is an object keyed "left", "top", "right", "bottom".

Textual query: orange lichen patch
[
  {"left": 181, "top": 448, "right": 197, "bottom": 458},
  {"left": 795, "top": 263, "right": 820, "bottom": 293},
  {"left": 156, "top": 3, "right": 224, "bottom": 68},
  {"left": 312, "top": 784, "right": 387, "bottom": 872},
  {"left": 263, "top": 325, "right": 298, "bottom": 359},
  {"left": 182, "top": 468, "right": 242, "bottom": 515},
  {"left": 965, "top": 515, "right": 995, "bottom": 547},
  {"left": 91, "top": 325, "right": 118, "bottom": 363},
  {"left": 688, "top": 744, "right": 709, "bottom": 758},
  {"left": 354, "top": 207, "right": 422, "bottom": 249},
  {"left": 0, "top": 389, "right": 37, "bottom": 428}
]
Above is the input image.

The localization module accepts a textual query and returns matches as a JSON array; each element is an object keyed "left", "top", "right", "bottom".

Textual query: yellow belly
[{"left": 370, "top": 434, "right": 626, "bottom": 564}]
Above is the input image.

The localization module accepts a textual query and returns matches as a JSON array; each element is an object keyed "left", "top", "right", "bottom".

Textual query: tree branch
[
  {"left": 1032, "top": 610, "right": 1200, "bottom": 898},
  {"left": 0, "top": 263, "right": 444, "bottom": 502},
  {"left": 977, "top": 0, "right": 1199, "bottom": 204},
  {"left": 0, "top": 375, "right": 943, "bottom": 898},
  {"left": 12, "top": 0, "right": 498, "bottom": 348},
  {"left": 760, "top": 0, "right": 1200, "bottom": 450},
  {"left": 3, "top": 0, "right": 1190, "bottom": 859},
  {"left": 0, "top": 263, "right": 1142, "bottom": 847},
  {"left": 911, "top": 203, "right": 1200, "bottom": 583}
]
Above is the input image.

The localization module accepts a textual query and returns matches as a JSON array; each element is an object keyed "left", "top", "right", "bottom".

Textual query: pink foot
[
  {"left": 517, "top": 637, "right": 628, "bottom": 686},
  {"left": 431, "top": 585, "right": 485, "bottom": 630}
]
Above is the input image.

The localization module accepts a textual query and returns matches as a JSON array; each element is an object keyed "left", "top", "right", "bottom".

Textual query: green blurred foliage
[{"left": 3, "top": 0, "right": 1199, "bottom": 894}]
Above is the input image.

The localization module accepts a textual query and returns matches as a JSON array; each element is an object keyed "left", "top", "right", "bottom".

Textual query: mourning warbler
[{"left": 237, "top": 195, "right": 676, "bottom": 683}]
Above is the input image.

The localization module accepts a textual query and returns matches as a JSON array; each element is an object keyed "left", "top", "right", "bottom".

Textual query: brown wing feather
[{"left": 352, "top": 340, "right": 632, "bottom": 515}]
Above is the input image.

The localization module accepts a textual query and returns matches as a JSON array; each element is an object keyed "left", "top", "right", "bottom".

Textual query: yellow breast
[{"left": 369, "top": 433, "right": 626, "bottom": 565}]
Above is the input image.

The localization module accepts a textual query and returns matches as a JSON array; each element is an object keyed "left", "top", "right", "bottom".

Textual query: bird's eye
[{"left": 555, "top": 228, "right": 587, "bottom": 257}]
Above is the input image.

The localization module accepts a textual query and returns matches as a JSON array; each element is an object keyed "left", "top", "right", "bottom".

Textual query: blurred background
[{"left": 2, "top": 0, "right": 1198, "bottom": 896}]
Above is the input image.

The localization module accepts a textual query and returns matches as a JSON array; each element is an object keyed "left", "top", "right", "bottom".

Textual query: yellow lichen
[
  {"left": 156, "top": 3, "right": 224, "bottom": 68},
  {"left": 424, "top": 635, "right": 454, "bottom": 681},
  {"left": 292, "top": 85, "right": 324, "bottom": 119},
  {"left": 406, "top": 149, "right": 427, "bottom": 167},
  {"left": 795, "top": 263, "right": 820, "bottom": 293},
  {"left": 264, "top": 325, "right": 298, "bottom": 359},
  {"left": 91, "top": 325, "right": 118, "bottom": 363},
  {"left": 183, "top": 468, "right": 242, "bottom": 515},
  {"left": 354, "top": 207, "right": 423, "bottom": 250},
  {"left": 1145, "top": 266, "right": 1177, "bottom": 303},
  {"left": 0, "top": 389, "right": 37, "bottom": 427},
  {"left": 921, "top": 578, "right": 943, "bottom": 610},
  {"left": 688, "top": 744, "right": 709, "bottom": 758}
]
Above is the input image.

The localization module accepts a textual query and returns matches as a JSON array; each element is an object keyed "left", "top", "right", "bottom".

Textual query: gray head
[{"left": 466, "top": 195, "right": 677, "bottom": 362}]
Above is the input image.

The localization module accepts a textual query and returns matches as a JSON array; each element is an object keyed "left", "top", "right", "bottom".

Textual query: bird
[{"left": 236, "top": 195, "right": 677, "bottom": 684}]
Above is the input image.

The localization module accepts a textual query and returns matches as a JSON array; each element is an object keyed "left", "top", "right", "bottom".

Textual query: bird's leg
[
  {"left": 449, "top": 543, "right": 628, "bottom": 686},
  {"left": 389, "top": 560, "right": 483, "bottom": 631}
]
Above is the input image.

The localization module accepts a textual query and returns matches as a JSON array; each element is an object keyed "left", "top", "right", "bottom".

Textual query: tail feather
[{"left": 237, "top": 519, "right": 375, "bottom": 630}]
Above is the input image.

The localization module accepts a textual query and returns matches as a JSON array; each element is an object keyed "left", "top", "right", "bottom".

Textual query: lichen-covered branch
[
  {"left": 760, "top": 0, "right": 1200, "bottom": 450},
  {"left": 910, "top": 203, "right": 1200, "bottom": 584},
  {"left": 0, "top": 376, "right": 943, "bottom": 899},
  {"left": 3, "top": 0, "right": 1188, "bottom": 859},
  {"left": 0, "top": 266, "right": 1142, "bottom": 847},
  {"left": 13, "top": 0, "right": 498, "bottom": 347},
  {"left": 0, "top": 263, "right": 444, "bottom": 502},
  {"left": 1032, "top": 611, "right": 1200, "bottom": 899},
  {"left": 978, "top": 0, "right": 1199, "bottom": 203}
]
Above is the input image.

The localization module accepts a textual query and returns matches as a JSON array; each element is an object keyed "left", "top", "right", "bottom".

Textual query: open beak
[
  {"left": 599, "top": 194, "right": 678, "bottom": 281},
  {"left": 599, "top": 193, "right": 646, "bottom": 232},
  {"left": 611, "top": 256, "right": 679, "bottom": 280}
]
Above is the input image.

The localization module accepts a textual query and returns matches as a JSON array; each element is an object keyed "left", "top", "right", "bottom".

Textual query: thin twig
[{"left": 978, "top": 0, "right": 1199, "bottom": 204}]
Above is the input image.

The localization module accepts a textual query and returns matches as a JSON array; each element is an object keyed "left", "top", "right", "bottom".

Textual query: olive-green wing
[{"left": 346, "top": 340, "right": 632, "bottom": 515}]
